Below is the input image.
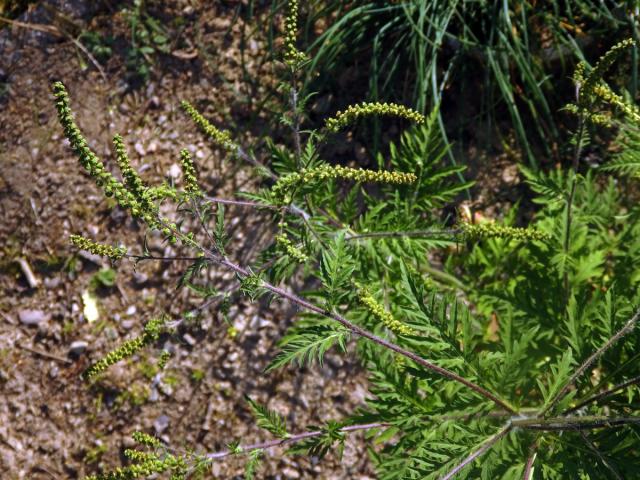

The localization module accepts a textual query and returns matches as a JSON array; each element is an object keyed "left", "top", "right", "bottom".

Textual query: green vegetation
[{"left": 307, "top": 1, "right": 639, "bottom": 167}]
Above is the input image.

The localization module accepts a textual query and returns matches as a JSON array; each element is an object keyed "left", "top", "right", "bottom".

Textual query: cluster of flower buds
[
  {"left": 272, "top": 165, "right": 417, "bottom": 203},
  {"left": 82, "top": 317, "right": 166, "bottom": 380},
  {"left": 283, "top": 0, "right": 307, "bottom": 68},
  {"left": 53, "top": 82, "right": 141, "bottom": 212},
  {"left": 580, "top": 38, "right": 635, "bottom": 99},
  {"left": 180, "top": 149, "right": 202, "bottom": 197},
  {"left": 459, "top": 222, "right": 550, "bottom": 242},
  {"left": 70, "top": 234, "right": 127, "bottom": 260},
  {"left": 566, "top": 39, "right": 638, "bottom": 126},
  {"left": 132, "top": 431, "right": 162, "bottom": 449},
  {"left": 275, "top": 232, "right": 308, "bottom": 263},
  {"left": 325, "top": 102, "right": 425, "bottom": 133},
  {"left": 357, "top": 285, "right": 415, "bottom": 336},
  {"left": 148, "top": 183, "right": 179, "bottom": 201},
  {"left": 112, "top": 134, "right": 159, "bottom": 217},
  {"left": 180, "top": 101, "right": 237, "bottom": 154},
  {"left": 85, "top": 445, "right": 187, "bottom": 480}
]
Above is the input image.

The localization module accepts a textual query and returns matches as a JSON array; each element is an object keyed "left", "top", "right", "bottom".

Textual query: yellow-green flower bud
[
  {"left": 357, "top": 285, "right": 415, "bottom": 336},
  {"left": 459, "top": 221, "right": 550, "bottom": 242},
  {"left": 52, "top": 82, "right": 142, "bottom": 214},
  {"left": 272, "top": 165, "right": 416, "bottom": 202},
  {"left": 132, "top": 431, "right": 162, "bottom": 449},
  {"left": 275, "top": 233, "right": 308, "bottom": 263},
  {"left": 283, "top": 0, "right": 308, "bottom": 68},
  {"left": 82, "top": 317, "right": 166, "bottom": 380},
  {"left": 179, "top": 149, "right": 202, "bottom": 197},
  {"left": 70, "top": 234, "right": 127, "bottom": 260},
  {"left": 180, "top": 101, "right": 237, "bottom": 153}
]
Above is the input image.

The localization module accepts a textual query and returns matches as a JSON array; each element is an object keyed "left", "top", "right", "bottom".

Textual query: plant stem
[
  {"left": 440, "top": 423, "right": 512, "bottom": 480},
  {"left": 345, "top": 229, "right": 461, "bottom": 240},
  {"left": 126, "top": 254, "right": 203, "bottom": 262},
  {"left": 522, "top": 440, "right": 538, "bottom": 480},
  {"left": 290, "top": 71, "right": 303, "bottom": 168},
  {"left": 203, "top": 196, "right": 270, "bottom": 208},
  {"left": 206, "top": 422, "right": 388, "bottom": 459},
  {"left": 562, "top": 111, "right": 585, "bottom": 300},
  {"left": 541, "top": 306, "right": 640, "bottom": 416},
  {"left": 565, "top": 373, "right": 640, "bottom": 415},
  {"left": 579, "top": 431, "right": 623, "bottom": 480},
  {"left": 212, "top": 254, "right": 515, "bottom": 413},
  {"left": 513, "top": 415, "right": 640, "bottom": 431}
]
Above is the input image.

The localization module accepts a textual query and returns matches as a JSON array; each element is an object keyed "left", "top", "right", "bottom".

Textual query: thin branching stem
[
  {"left": 522, "top": 440, "right": 538, "bottom": 480},
  {"left": 203, "top": 196, "right": 269, "bottom": 209},
  {"left": 211, "top": 254, "right": 516, "bottom": 413},
  {"left": 580, "top": 431, "right": 623, "bottom": 480},
  {"left": 206, "top": 422, "right": 389, "bottom": 459},
  {"left": 542, "top": 306, "right": 640, "bottom": 416},
  {"left": 440, "top": 423, "right": 512, "bottom": 480},
  {"left": 565, "top": 373, "right": 640, "bottom": 415},
  {"left": 345, "top": 229, "right": 461, "bottom": 241},
  {"left": 126, "top": 254, "right": 203, "bottom": 262},
  {"left": 514, "top": 415, "right": 640, "bottom": 431},
  {"left": 563, "top": 110, "right": 586, "bottom": 300},
  {"left": 290, "top": 70, "right": 303, "bottom": 168}
]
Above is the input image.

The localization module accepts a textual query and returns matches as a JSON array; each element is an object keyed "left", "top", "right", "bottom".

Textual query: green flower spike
[
  {"left": 52, "top": 82, "right": 141, "bottom": 213},
  {"left": 283, "top": 0, "right": 307, "bottom": 68},
  {"left": 580, "top": 39, "right": 635, "bottom": 100},
  {"left": 112, "top": 134, "right": 159, "bottom": 218},
  {"left": 180, "top": 101, "right": 237, "bottom": 154},
  {"left": 179, "top": 149, "right": 202, "bottom": 197},
  {"left": 147, "top": 182, "right": 179, "bottom": 201},
  {"left": 132, "top": 431, "right": 162, "bottom": 449},
  {"left": 460, "top": 221, "right": 550, "bottom": 242},
  {"left": 325, "top": 102, "right": 425, "bottom": 133},
  {"left": 275, "top": 232, "right": 309, "bottom": 263},
  {"left": 272, "top": 165, "right": 417, "bottom": 202},
  {"left": 82, "top": 317, "right": 166, "bottom": 380},
  {"left": 357, "top": 285, "right": 415, "bottom": 336},
  {"left": 565, "top": 39, "right": 638, "bottom": 126},
  {"left": 70, "top": 234, "right": 127, "bottom": 260}
]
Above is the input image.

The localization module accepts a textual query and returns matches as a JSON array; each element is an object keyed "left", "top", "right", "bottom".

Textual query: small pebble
[
  {"left": 69, "top": 341, "right": 88, "bottom": 355},
  {"left": 153, "top": 414, "right": 170, "bottom": 434},
  {"left": 168, "top": 164, "right": 181, "bottom": 179},
  {"left": 19, "top": 309, "right": 49, "bottom": 325}
]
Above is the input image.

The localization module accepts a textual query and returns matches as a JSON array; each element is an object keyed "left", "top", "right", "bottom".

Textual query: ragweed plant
[{"left": 52, "top": 5, "right": 640, "bottom": 478}]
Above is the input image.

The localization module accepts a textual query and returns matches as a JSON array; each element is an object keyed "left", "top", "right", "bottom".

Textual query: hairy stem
[
  {"left": 345, "top": 229, "right": 461, "bottom": 240},
  {"left": 542, "top": 306, "right": 640, "bottom": 416},
  {"left": 580, "top": 431, "right": 623, "bottom": 480},
  {"left": 514, "top": 415, "right": 640, "bottom": 431},
  {"left": 440, "top": 423, "right": 512, "bottom": 480},
  {"left": 565, "top": 373, "right": 640, "bottom": 415},
  {"left": 206, "top": 422, "right": 388, "bottom": 459},
  {"left": 562, "top": 112, "right": 585, "bottom": 302},
  {"left": 213, "top": 254, "right": 515, "bottom": 413},
  {"left": 522, "top": 440, "right": 538, "bottom": 480}
]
